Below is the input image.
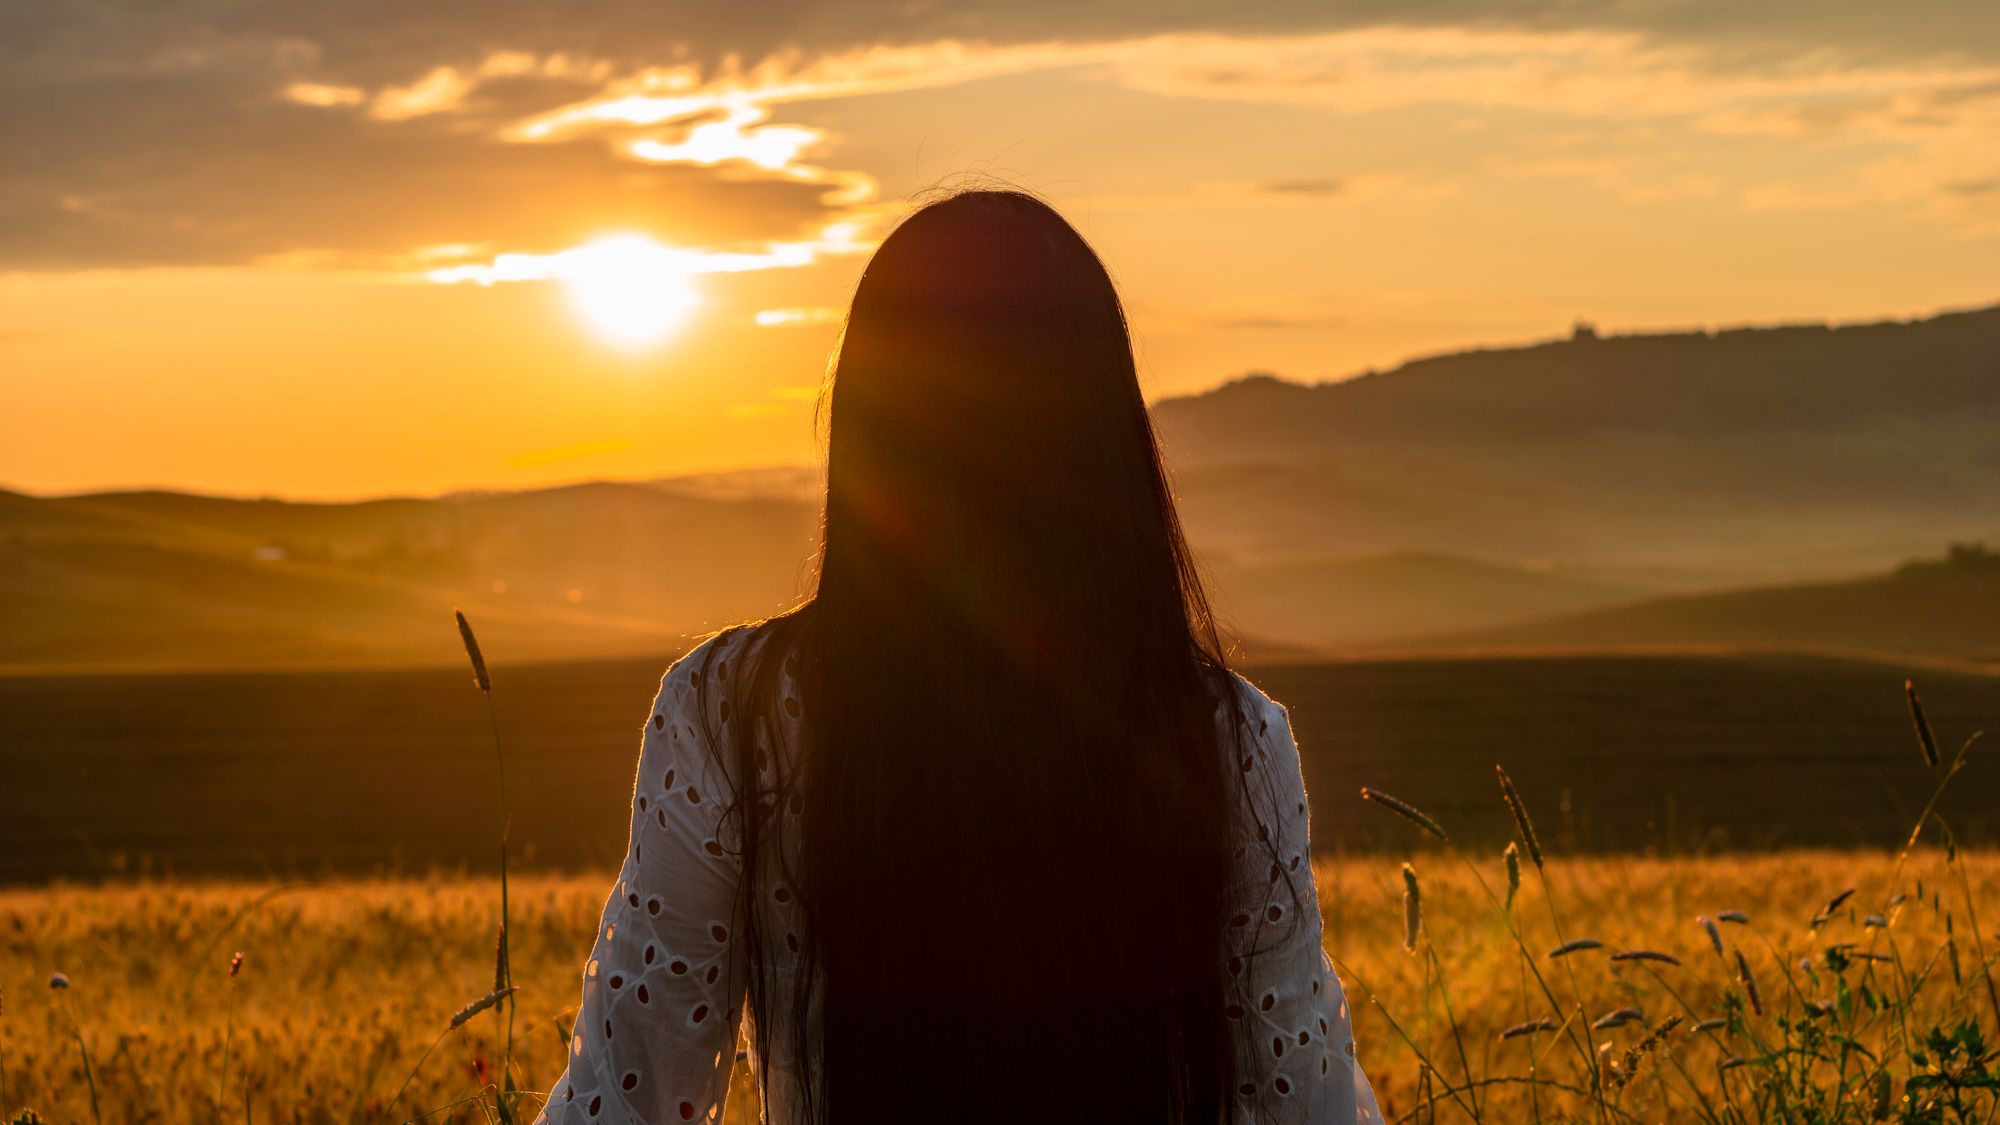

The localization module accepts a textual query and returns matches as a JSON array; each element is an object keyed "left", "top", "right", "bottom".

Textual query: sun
[{"left": 557, "top": 234, "right": 701, "bottom": 349}]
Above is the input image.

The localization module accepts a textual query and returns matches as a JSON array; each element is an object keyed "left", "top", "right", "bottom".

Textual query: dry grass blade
[
  {"left": 1549, "top": 938, "right": 1604, "bottom": 959},
  {"left": 455, "top": 609, "right": 491, "bottom": 694},
  {"left": 1694, "top": 1018, "right": 1727, "bottom": 1032},
  {"left": 492, "top": 924, "right": 508, "bottom": 994},
  {"left": 1907, "top": 679, "right": 1940, "bottom": 769},
  {"left": 1611, "top": 949, "right": 1682, "bottom": 966},
  {"left": 448, "top": 986, "right": 518, "bottom": 1031},
  {"left": 1360, "top": 787, "right": 1450, "bottom": 843},
  {"left": 1495, "top": 765, "right": 1544, "bottom": 869}
]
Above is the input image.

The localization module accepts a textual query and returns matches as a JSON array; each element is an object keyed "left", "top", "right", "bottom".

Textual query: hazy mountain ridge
[
  {"left": 1155, "top": 303, "right": 2000, "bottom": 577},
  {"left": 6, "top": 301, "right": 1998, "bottom": 670}
]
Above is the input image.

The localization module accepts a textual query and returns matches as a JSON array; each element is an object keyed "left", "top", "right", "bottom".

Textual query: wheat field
[{"left": 4, "top": 849, "right": 1997, "bottom": 1123}]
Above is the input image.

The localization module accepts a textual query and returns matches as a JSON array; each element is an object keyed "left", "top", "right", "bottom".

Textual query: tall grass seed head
[
  {"left": 1734, "top": 949, "right": 1763, "bottom": 1016},
  {"left": 1496, "top": 765, "right": 1544, "bottom": 869},
  {"left": 1698, "top": 915, "right": 1724, "bottom": 957},
  {"left": 1401, "top": 863, "right": 1421, "bottom": 953},
  {"left": 1906, "top": 679, "right": 1940, "bottom": 769},
  {"left": 455, "top": 609, "right": 491, "bottom": 694},
  {"left": 1359, "top": 787, "right": 1449, "bottom": 843}
]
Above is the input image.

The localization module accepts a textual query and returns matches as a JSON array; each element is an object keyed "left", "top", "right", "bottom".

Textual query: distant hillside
[
  {"left": 0, "top": 483, "right": 819, "bottom": 671},
  {"left": 1157, "top": 303, "right": 2000, "bottom": 577},
  {"left": 7, "top": 301, "right": 2000, "bottom": 670},
  {"left": 1418, "top": 544, "right": 2000, "bottom": 662}
]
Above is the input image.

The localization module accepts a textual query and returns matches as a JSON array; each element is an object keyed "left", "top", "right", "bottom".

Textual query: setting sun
[{"left": 556, "top": 234, "right": 701, "bottom": 348}]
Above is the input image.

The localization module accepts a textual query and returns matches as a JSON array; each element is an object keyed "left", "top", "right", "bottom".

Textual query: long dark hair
[{"left": 720, "top": 189, "right": 1246, "bottom": 1123}]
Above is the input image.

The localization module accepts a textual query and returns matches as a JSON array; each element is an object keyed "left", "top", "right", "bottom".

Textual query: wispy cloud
[
  {"left": 7, "top": 3, "right": 1998, "bottom": 275},
  {"left": 424, "top": 226, "right": 869, "bottom": 287},
  {"left": 754, "top": 307, "right": 845, "bottom": 327}
]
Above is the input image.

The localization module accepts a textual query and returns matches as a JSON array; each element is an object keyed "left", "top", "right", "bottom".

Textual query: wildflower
[{"left": 1611, "top": 1016, "right": 1682, "bottom": 1089}]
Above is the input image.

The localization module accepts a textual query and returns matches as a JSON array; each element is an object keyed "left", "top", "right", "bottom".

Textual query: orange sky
[{"left": 3, "top": 11, "right": 1998, "bottom": 499}]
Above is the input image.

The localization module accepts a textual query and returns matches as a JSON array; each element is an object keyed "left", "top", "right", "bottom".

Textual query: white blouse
[{"left": 538, "top": 630, "right": 1379, "bottom": 1124}]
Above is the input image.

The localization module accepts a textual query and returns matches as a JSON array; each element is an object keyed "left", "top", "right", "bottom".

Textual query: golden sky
[{"left": 3, "top": 5, "right": 1998, "bottom": 499}]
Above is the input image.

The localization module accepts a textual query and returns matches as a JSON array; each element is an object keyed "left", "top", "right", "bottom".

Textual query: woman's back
[
  {"left": 537, "top": 625, "right": 1377, "bottom": 1124},
  {"left": 537, "top": 188, "right": 1375, "bottom": 1123}
]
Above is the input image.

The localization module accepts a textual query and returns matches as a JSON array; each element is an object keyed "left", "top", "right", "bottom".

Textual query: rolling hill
[
  {"left": 1156, "top": 302, "right": 2000, "bottom": 577},
  {"left": 5, "top": 300, "right": 1998, "bottom": 670},
  {"left": 0, "top": 482, "right": 819, "bottom": 670}
]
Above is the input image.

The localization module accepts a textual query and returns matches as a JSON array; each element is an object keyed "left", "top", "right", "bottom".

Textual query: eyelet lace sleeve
[
  {"left": 540, "top": 634, "right": 749, "bottom": 1124},
  {"left": 1225, "top": 679, "right": 1381, "bottom": 1124}
]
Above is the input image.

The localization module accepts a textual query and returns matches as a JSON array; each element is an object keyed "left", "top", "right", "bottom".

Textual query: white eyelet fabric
[{"left": 538, "top": 630, "right": 1379, "bottom": 1124}]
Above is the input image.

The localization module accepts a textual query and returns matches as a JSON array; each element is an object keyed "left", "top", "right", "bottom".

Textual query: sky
[{"left": 3, "top": 1, "right": 1997, "bottom": 500}]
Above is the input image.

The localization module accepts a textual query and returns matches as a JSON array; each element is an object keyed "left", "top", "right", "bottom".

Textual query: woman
[{"left": 539, "top": 190, "right": 1377, "bottom": 1124}]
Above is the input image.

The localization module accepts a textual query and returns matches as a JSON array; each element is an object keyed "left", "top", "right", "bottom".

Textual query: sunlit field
[
  {"left": 4, "top": 644, "right": 1999, "bottom": 1121},
  {"left": 6, "top": 850, "right": 1998, "bottom": 1123}
]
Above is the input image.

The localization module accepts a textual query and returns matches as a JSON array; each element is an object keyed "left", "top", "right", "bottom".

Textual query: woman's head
[
  {"left": 821, "top": 190, "right": 1192, "bottom": 670},
  {"left": 727, "top": 189, "right": 1245, "bottom": 1124}
]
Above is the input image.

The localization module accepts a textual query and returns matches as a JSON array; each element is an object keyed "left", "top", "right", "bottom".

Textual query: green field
[{"left": 2, "top": 649, "right": 1997, "bottom": 883}]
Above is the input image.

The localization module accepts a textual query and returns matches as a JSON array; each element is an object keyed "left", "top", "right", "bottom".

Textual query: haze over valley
[{"left": 7, "top": 301, "right": 1997, "bottom": 671}]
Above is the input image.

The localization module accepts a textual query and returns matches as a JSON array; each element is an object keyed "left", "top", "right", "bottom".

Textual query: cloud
[
  {"left": 3, "top": 1, "right": 1997, "bottom": 273},
  {"left": 284, "top": 82, "right": 365, "bottom": 108},
  {"left": 1253, "top": 179, "right": 1349, "bottom": 197},
  {"left": 754, "top": 307, "right": 845, "bottom": 327},
  {"left": 426, "top": 228, "right": 869, "bottom": 287}
]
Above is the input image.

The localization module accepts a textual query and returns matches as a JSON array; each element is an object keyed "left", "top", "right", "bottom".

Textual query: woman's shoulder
[
  {"left": 1209, "top": 666, "right": 1294, "bottom": 744},
  {"left": 1212, "top": 668, "right": 1314, "bottom": 838},
  {"left": 657, "top": 616, "right": 801, "bottom": 698}
]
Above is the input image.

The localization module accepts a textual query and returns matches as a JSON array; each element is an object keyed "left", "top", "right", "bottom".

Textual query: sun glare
[{"left": 557, "top": 234, "right": 701, "bottom": 349}]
